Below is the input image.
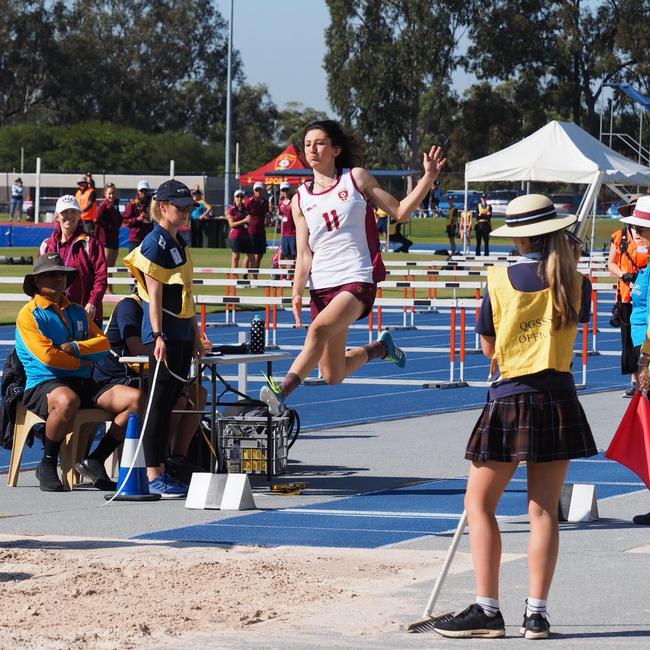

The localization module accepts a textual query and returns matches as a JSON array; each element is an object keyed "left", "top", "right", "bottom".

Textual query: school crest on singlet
[{"left": 297, "top": 170, "right": 385, "bottom": 290}]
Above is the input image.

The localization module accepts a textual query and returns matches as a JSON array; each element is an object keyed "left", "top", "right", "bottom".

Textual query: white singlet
[{"left": 296, "top": 169, "right": 385, "bottom": 290}]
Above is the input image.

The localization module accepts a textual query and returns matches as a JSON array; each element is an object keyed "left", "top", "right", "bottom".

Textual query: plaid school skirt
[{"left": 465, "top": 390, "right": 597, "bottom": 463}]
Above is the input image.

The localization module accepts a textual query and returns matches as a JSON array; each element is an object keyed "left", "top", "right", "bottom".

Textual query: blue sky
[{"left": 214, "top": 0, "right": 474, "bottom": 116}]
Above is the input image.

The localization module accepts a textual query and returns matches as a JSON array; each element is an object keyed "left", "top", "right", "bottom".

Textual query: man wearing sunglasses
[{"left": 15, "top": 254, "right": 142, "bottom": 492}]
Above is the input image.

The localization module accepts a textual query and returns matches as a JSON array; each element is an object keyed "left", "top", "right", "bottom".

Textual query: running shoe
[
  {"left": 520, "top": 611, "right": 551, "bottom": 639},
  {"left": 432, "top": 603, "right": 506, "bottom": 638},
  {"left": 148, "top": 472, "right": 188, "bottom": 499},
  {"left": 259, "top": 373, "right": 285, "bottom": 416},
  {"left": 378, "top": 330, "right": 407, "bottom": 368},
  {"left": 622, "top": 380, "right": 637, "bottom": 398}
]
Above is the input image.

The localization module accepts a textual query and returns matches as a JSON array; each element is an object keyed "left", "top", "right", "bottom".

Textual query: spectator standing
[
  {"left": 245, "top": 181, "right": 269, "bottom": 269},
  {"left": 123, "top": 179, "right": 203, "bottom": 498},
  {"left": 279, "top": 182, "right": 297, "bottom": 263},
  {"left": 10, "top": 178, "right": 24, "bottom": 220},
  {"left": 475, "top": 194, "right": 493, "bottom": 256},
  {"left": 40, "top": 195, "right": 108, "bottom": 327},
  {"left": 123, "top": 181, "right": 153, "bottom": 252},
  {"left": 227, "top": 189, "right": 252, "bottom": 269},
  {"left": 433, "top": 195, "right": 595, "bottom": 640},
  {"left": 15, "top": 254, "right": 141, "bottom": 492},
  {"left": 432, "top": 180, "right": 442, "bottom": 216},
  {"left": 84, "top": 171, "right": 96, "bottom": 190},
  {"left": 619, "top": 195, "right": 650, "bottom": 526},
  {"left": 447, "top": 198, "right": 459, "bottom": 255},
  {"left": 460, "top": 205, "right": 474, "bottom": 254},
  {"left": 75, "top": 177, "right": 98, "bottom": 234},
  {"left": 191, "top": 188, "right": 213, "bottom": 221},
  {"left": 608, "top": 195, "right": 648, "bottom": 397},
  {"left": 95, "top": 183, "right": 123, "bottom": 276}
]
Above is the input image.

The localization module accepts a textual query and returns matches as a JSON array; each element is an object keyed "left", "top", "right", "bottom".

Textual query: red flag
[{"left": 606, "top": 392, "right": 650, "bottom": 490}]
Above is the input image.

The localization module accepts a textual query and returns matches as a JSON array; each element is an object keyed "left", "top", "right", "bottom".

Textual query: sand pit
[{"left": 0, "top": 533, "right": 485, "bottom": 649}]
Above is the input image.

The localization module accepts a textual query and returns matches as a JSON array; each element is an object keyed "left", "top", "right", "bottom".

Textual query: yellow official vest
[
  {"left": 123, "top": 245, "right": 196, "bottom": 319},
  {"left": 488, "top": 266, "right": 581, "bottom": 379},
  {"left": 477, "top": 203, "right": 491, "bottom": 221}
]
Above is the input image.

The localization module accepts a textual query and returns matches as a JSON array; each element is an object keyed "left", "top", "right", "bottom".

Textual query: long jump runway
[{"left": 136, "top": 454, "right": 645, "bottom": 548}]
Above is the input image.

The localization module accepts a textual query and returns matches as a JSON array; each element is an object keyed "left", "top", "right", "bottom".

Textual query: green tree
[
  {"left": 466, "top": 0, "right": 647, "bottom": 134},
  {"left": 325, "top": 0, "right": 470, "bottom": 169},
  {"left": 0, "top": 0, "right": 67, "bottom": 126}
]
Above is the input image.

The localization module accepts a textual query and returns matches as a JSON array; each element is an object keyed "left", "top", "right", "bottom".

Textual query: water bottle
[{"left": 250, "top": 313, "right": 265, "bottom": 354}]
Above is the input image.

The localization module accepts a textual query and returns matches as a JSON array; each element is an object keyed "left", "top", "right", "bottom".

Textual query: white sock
[
  {"left": 526, "top": 598, "right": 547, "bottom": 618},
  {"left": 476, "top": 595, "right": 500, "bottom": 617}
]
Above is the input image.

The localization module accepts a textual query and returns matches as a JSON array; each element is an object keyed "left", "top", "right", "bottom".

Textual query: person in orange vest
[
  {"left": 608, "top": 194, "right": 648, "bottom": 397},
  {"left": 75, "top": 177, "right": 98, "bottom": 234}
]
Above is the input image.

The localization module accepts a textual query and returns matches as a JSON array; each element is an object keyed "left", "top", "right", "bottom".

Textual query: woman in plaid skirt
[{"left": 434, "top": 195, "right": 597, "bottom": 640}]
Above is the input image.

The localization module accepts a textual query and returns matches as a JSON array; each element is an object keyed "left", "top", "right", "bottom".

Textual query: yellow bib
[
  {"left": 488, "top": 266, "right": 581, "bottom": 379},
  {"left": 123, "top": 244, "right": 196, "bottom": 319}
]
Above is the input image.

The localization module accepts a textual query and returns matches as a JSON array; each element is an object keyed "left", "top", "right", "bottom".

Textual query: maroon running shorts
[{"left": 309, "top": 282, "right": 377, "bottom": 321}]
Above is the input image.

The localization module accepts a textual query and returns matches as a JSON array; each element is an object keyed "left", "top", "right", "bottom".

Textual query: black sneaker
[
  {"left": 75, "top": 458, "right": 117, "bottom": 491},
  {"left": 36, "top": 462, "right": 64, "bottom": 492},
  {"left": 520, "top": 612, "right": 550, "bottom": 639},
  {"left": 633, "top": 512, "right": 650, "bottom": 525},
  {"left": 433, "top": 603, "right": 506, "bottom": 638}
]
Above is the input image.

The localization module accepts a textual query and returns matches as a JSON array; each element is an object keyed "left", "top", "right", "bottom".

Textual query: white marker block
[
  {"left": 565, "top": 483, "right": 599, "bottom": 523},
  {"left": 185, "top": 473, "right": 228, "bottom": 510},
  {"left": 220, "top": 474, "right": 256, "bottom": 511}
]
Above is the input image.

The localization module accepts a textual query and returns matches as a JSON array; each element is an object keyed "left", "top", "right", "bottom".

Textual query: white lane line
[
  {"left": 510, "top": 478, "right": 644, "bottom": 487},
  {"left": 279, "top": 509, "right": 466, "bottom": 519}
]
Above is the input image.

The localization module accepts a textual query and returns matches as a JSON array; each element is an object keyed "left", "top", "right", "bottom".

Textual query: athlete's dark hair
[{"left": 302, "top": 120, "right": 363, "bottom": 172}]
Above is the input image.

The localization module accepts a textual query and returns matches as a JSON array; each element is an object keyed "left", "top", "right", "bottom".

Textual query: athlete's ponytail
[{"left": 539, "top": 230, "right": 580, "bottom": 329}]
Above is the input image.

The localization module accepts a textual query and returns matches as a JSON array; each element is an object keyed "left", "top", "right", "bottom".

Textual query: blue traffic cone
[{"left": 105, "top": 413, "right": 160, "bottom": 501}]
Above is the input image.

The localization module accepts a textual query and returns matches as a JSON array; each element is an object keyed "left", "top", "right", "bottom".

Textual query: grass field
[{"left": 0, "top": 216, "right": 616, "bottom": 324}]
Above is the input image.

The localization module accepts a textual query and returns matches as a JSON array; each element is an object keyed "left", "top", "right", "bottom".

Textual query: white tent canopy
[
  {"left": 465, "top": 120, "right": 650, "bottom": 185},
  {"left": 463, "top": 120, "right": 650, "bottom": 249}
]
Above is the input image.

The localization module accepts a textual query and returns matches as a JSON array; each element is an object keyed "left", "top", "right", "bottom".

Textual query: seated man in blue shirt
[
  {"left": 16, "top": 254, "right": 143, "bottom": 492},
  {"left": 93, "top": 291, "right": 207, "bottom": 484}
]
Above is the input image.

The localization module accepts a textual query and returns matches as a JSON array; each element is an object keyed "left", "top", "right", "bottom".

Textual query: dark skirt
[{"left": 465, "top": 390, "right": 597, "bottom": 463}]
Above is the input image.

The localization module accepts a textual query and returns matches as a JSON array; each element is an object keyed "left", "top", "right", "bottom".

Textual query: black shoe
[
  {"left": 633, "top": 512, "right": 650, "bottom": 525},
  {"left": 75, "top": 458, "right": 117, "bottom": 491},
  {"left": 433, "top": 603, "right": 506, "bottom": 638},
  {"left": 520, "top": 612, "right": 550, "bottom": 639},
  {"left": 165, "top": 455, "right": 204, "bottom": 486},
  {"left": 36, "top": 462, "right": 64, "bottom": 492}
]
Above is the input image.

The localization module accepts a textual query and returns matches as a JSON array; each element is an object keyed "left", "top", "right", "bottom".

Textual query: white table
[{"left": 119, "top": 351, "right": 291, "bottom": 478}]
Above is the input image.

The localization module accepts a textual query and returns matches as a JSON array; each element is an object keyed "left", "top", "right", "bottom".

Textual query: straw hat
[
  {"left": 491, "top": 194, "right": 577, "bottom": 237},
  {"left": 620, "top": 195, "right": 650, "bottom": 229}
]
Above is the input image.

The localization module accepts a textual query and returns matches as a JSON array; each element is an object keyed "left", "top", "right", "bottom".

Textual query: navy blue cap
[{"left": 155, "top": 179, "right": 196, "bottom": 207}]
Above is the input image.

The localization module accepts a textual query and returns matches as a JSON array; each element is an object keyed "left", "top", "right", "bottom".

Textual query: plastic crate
[{"left": 217, "top": 412, "right": 290, "bottom": 476}]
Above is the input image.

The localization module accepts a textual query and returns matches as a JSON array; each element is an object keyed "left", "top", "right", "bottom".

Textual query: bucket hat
[
  {"left": 23, "top": 253, "right": 79, "bottom": 297},
  {"left": 491, "top": 194, "right": 577, "bottom": 237},
  {"left": 620, "top": 195, "right": 650, "bottom": 229}
]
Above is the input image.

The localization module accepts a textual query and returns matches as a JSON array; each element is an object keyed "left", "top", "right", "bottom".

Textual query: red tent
[{"left": 241, "top": 144, "right": 309, "bottom": 186}]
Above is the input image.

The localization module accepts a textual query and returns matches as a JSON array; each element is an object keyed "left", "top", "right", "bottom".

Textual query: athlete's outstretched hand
[
  {"left": 292, "top": 293, "right": 303, "bottom": 328},
  {"left": 423, "top": 145, "right": 446, "bottom": 182}
]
